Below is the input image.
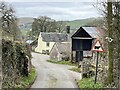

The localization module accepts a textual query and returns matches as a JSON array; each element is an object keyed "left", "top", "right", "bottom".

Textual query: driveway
[{"left": 30, "top": 53, "right": 82, "bottom": 88}]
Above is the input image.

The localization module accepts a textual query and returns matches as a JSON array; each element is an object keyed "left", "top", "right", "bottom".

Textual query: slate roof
[
  {"left": 40, "top": 32, "right": 68, "bottom": 42},
  {"left": 56, "top": 42, "right": 70, "bottom": 55}
]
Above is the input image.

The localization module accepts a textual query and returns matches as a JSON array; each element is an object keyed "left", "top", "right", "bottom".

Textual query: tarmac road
[{"left": 30, "top": 53, "right": 81, "bottom": 88}]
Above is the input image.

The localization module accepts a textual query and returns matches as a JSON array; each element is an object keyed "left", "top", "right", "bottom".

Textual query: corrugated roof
[
  {"left": 40, "top": 32, "right": 68, "bottom": 42},
  {"left": 82, "top": 27, "right": 101, "bottom": 38},
  {"left": 71, "top": 27, "right": 104, "bottom": 39}
]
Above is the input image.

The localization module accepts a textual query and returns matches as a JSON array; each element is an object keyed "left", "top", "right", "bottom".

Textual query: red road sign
[{"left": 91, "top": 40, "right": 104, "bottom": 52}]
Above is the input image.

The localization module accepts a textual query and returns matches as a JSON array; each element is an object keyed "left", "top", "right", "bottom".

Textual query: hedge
[{"left": 2, "top": 39, "right": 32, "bottom": 88}]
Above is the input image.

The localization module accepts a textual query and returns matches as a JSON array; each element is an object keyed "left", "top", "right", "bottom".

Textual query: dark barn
[{"left": 71, "top": 27, "right": 104, "bottom": 62}]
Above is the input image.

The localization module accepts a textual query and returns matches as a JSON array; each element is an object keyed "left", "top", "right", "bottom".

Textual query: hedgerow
[{"left": 2, "top": 39, "right": 32, "bottom": 88}]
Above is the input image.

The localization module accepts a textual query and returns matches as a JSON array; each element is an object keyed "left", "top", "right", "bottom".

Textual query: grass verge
[
  {"left": 47, "top": 60, "right": 77, "bottom": 66},
  {"left": 69, "top": 67, "right": 81, "bottom": 73},
  {"left": 77, "top": 77, "right": 103, "bottom": 89},
  {"left": 15, "top": 66, "right": 37, "bottom": 89}
]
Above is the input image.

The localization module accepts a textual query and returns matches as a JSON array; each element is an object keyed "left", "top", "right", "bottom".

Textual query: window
[{"left": 46, "top": 42, "right": 50, "bottom": 47}]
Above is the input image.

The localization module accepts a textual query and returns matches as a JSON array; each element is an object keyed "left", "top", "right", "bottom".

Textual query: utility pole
[{"left": 107, "top": 0, "right": 113, "bottom": 84}]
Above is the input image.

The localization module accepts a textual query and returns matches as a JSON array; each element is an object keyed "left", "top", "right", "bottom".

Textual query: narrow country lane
[{"left": 30, "top": 53, "right": 82, "bottom": 88}]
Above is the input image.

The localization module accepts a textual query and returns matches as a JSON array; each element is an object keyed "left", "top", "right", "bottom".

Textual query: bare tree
[
  {"left": 95, "top": 0, "right": 120, "bottom": 87},
  {"left": 0, "top": 2, "right": 19, "bottom": 41},
  {"left": 31, "top": 16, "right": 66, "bottom": 39}
]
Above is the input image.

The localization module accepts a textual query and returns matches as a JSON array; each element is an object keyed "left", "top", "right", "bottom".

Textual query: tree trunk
[
  {"left": 0, "top": 23, "right": 2, "bottom": 89},
  {"left": 107, "top": 1, "right": 113, "bottom": 84}
]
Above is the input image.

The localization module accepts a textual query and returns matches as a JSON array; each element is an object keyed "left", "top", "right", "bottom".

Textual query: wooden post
[
  {"left": 75, "top": 51, "right": 78, "bottom": 63},
  {"left": 81, "top": 61, "right": 83, "bottom": 78},
  {"left": 71, "top": 38, "right": 73, "bottom": 63},
  {"left": 94, "top": 52, "right": 99, "bottom": 84},
  {"left": 71, "top": 51, "right": 73, "bottom": 63}
]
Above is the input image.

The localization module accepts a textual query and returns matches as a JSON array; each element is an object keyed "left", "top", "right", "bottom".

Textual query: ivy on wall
[{"left": 2, "top": 39, "right": 31, "bottom": 88}]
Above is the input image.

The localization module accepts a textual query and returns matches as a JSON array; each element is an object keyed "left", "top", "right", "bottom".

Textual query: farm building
[
  {"left": 71, "top": 27, "right": 104, "bottom": 62},
  {"left": 50, "top": 42, "right": 70, "bottom": 61}
]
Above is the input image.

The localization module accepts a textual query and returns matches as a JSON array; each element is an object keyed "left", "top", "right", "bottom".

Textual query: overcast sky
[{"left": 4, "top": 0, "right": 103, "bottom": 21}]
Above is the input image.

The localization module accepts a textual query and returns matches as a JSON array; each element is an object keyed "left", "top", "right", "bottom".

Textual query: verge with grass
[
  {"left": 47, "top": 60, "right": 77, "bottom": 66},
  {"left": 15, "top": 66, "right": 37, "bottom": 89},
  {"left": 69, "top": 67, "right": 81, "bottom": 73},
  {"left": 77, "top": 77, "right": 103, "bottom": 89}
]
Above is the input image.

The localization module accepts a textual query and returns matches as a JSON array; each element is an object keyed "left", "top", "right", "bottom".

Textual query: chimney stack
[{"left": 66, "top": 26, "right": 70, "bottom": 34}]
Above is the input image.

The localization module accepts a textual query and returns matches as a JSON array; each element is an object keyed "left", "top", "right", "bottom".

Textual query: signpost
[{"left": 91, "top": 40, "right": 104, "bottom": 84}]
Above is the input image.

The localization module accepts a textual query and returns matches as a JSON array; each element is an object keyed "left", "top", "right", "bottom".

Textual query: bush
[
  {"left": 14, "top": 41, "right": 31, "bottom": 76},
  {"left": 2, "top": 39, "right": 32, "bottom": 88}
]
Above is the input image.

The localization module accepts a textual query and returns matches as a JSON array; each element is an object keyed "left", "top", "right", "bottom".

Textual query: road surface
[{"left": 31, "top": 53, "right": 81, "bottom": 88}]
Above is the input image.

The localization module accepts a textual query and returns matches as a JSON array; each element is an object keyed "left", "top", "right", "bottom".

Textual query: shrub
[{"left": 2, "top": 39, "right": 32, "bottom": 88}]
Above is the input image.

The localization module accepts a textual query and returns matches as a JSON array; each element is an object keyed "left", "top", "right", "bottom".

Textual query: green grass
[
  {"left": 69, "top": 67, "right": 81, "bottom": 73},
  {"left": 77, "top": 77, "right": 103, "bottom": 89},
  {"left": 65, "top": 18, "right": 97, "bottom": 29},
  {"left": 15, "top": 67, "right": 37, "bottom": 89},
  {"left": 47, "top": 60, "right": 77, "bottom": 66},
  {"left": 20, "top": 29, "right": 29, "bottom": 36}
]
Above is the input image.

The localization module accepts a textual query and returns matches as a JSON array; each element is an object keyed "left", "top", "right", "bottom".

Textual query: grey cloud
[{"left": 9, "top": 2, "right": 101, "bottom": 20}]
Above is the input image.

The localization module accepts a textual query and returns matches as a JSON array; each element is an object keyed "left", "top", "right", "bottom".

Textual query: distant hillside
[
  {"left": 18, "top": 17, "right": 103, "bottom": 39},
  {"left": 18, "top": 17, "right": 34, "bottom": 25},
  {"left": 63, "top": 17, "right": 104, "bottom": 34},
  {"left": 65, "top": 18, "right": 97, "bottom": 30},
  {"left": 18, "top": 17, "right": 103, "bottom": 32}
]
